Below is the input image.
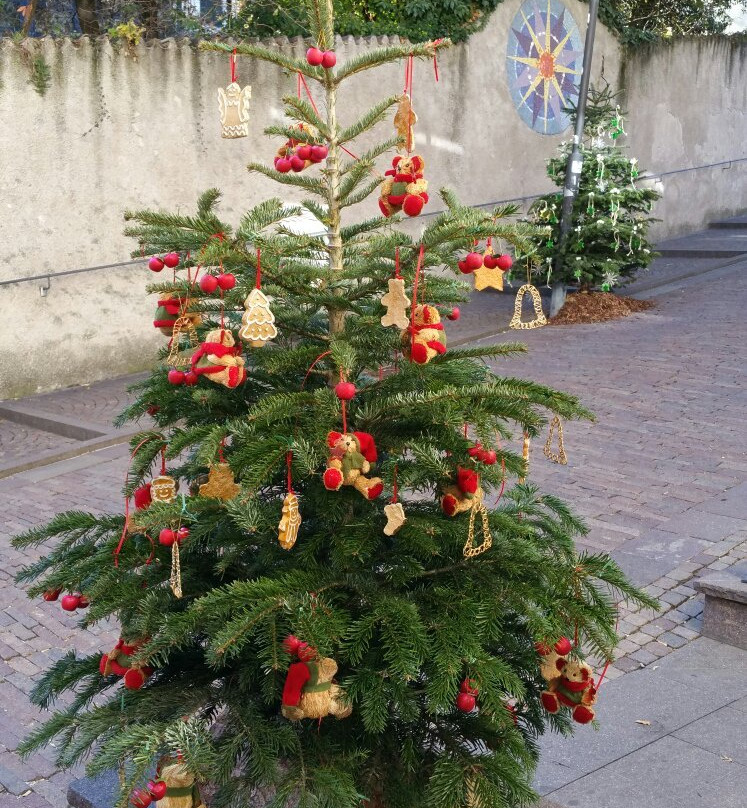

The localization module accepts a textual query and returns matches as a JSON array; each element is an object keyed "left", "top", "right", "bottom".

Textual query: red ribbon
[
  {"left": 409, "top": 244, "right": 426, "bottom": 333},
  {"left": 286, "top": 451, "right": 294, "bottom": 494},
  {"left": 113, "top": 437, "right": 166, "bottom": 567},
  {"left": 256, "top": 248, "right": 262, "bottom": 290},
  {"left": 230, "top": 49, "right": 237, "bottom": 84}
]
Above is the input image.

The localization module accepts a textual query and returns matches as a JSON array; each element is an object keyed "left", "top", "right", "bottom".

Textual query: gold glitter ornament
[
  {"left": 278, "top": 492, "right": 302, "bottom": 550},
  {"left": 543, "top": 416, "right": 568, "bottom": 465},
  {"left": 462, "top": 499, "right": 492, "bottom": 558},
  {"left": 509, "top": 284, "right": 547, "bottom": 330},
  {"left": 199, "top": 463, "right": 240, "bottom": 500}
]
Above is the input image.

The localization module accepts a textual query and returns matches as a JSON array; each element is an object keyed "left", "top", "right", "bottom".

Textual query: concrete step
[
  {"left": 709, "top": 214, "right": 747, "bottom": 229},
  {"left": 656, "top": 229, "right": 747, "bottom": 258}
]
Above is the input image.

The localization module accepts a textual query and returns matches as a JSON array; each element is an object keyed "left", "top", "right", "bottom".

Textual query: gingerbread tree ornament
[{"left": 240, "top": 289, "right": 277, "bottom": 348}]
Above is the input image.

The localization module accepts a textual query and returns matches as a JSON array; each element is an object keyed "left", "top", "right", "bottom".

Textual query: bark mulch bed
[{"left": 550, "top": 292, "right": 655, "bottom": 325}]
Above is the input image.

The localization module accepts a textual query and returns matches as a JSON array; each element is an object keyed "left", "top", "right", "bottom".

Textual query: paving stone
[
  {"left": 659, "top": 590, "right": 687, "bottom": 607},
  {"left": 629, "top": 648, "right": 658, "bottom": 665},
  {"left": 613, "top": 655, "right": 643, "bottom": 673},
  {"left": 641, "top": 623, "right": 665, "bottom": 638},
  {"left": 643, "top": 641, "right": 671, "bottom": 658},
  {"left": 659, "top": 631, "right": 688, "bottom": 649},
  {"left": 677, "top": 598, "right": 705, "bottom": 618},
  {"left": 673, "top": 705, "right": 747, "bottom": 766},
  {"left": 547, "top": 736, "right": 746, "bottom": 808},
  {"left": 671, "top": 626, "right": 700, "bottom": 640}
]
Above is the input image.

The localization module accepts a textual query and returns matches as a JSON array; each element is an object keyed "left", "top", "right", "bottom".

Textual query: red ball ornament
[
  {"left": 464, "top": 252, "right": 484, "bottom": 271},
  {"left": 496, "top": 254, "right": 513, "bottom": 271},
  {"left": 146, "top": 404, "right": 160, "bottom": 416},
  {"left": 467, "top": 443, "right": 482, "bottom": 458},
  {"left": 275, "top": 157, "right": 292, "bottom": 173},
  {"left": 199, "top": 274, "right": 219, "bottom": 293},
  {"left": 321, "top": 51, "right": 337, "bottom": 69},
  {"left": 176, "top": 526, "right": 190, "bottom": 542},
  {"left": 216, "top": 273, "right": 236, "bottom": 291},
  {"left": 447, "top": 307, "right": 460, "bottom": 321},
  {"left": 310, "top": 145, "right": 328, "bottom": 162},
  {"left": 123, "top": 668, "right": 147, "bottom": 691},
  {"left": 482, "top": 450, "right": 497, "bottom": 465},
  {"left": 457, "top": 260, "right": 472, "bottom": 275},
  {"left": 159, "top": 528, "right": 176, "bottom": 547},
  {"left": 61, "top": 594, "right": 80, "bottom": 612},
  {"left": 306, "top": 47, "right": 324, "bottom": 66},
  {"left": 456, "top": 692, "right": 476, "bottom": 713},
  {"left": 77, "top": 595, "right": 90, "bottom": 609},
  {"left": 334, "top": 381, "right": 356, "bottom": 401},
  {"left": 290, "top": 155, "right": 306, "bottom": 172},
  {"left": 130, "top": 788, "right": 153, "bottom": 808},
  {"left": 296, "top": 144, "right": 312, "bottom": 161},
  {"left": 148, "top": 257, "right": 164, "bottom": 273},
  {"left": 184, "top": 371, "right": 199, "bottom": 387},
  {"left": 483, "top": 254, "right": 497, "bottom": 269},
  {"left": 167, "top": 369, "right": 186, "bottom": 386},
  {"left": 148, "top": 781, "right": 167, "bottom": 801},
  {"left": 163, "top": 252, "right": 180, "bottom": 269},
  {"left": 43, "top": 588, "right": 61, "bottom": 602}
]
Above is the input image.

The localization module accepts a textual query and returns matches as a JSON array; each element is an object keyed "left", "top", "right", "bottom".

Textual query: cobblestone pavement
[
  {"left": 0, "top": 266, "right": 745, "bottom": 806},
  {"left": 8, "top": 375, "right": 147, "bottom": 428},
  {"left": 0, "top": 422, "right": 77, "bottom": 468},
  {"left": 484, "top": 265, "right": 747, "bottom": 679}
]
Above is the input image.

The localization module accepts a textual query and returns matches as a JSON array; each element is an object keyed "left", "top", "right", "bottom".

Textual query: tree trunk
[
  {"left": 76, "top": 0, "right": 101, "bottom": 36},
  {"left": 323, "top": 0, "right": 344, "bottom": 338}
]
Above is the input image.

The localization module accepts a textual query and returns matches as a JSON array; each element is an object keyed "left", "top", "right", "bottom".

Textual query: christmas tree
[
  {"left": 13, "top": 6, "right": 654, "bottom": 808},
  {"left": 529, "top": 85, "right": 661, "bottom": 291}
]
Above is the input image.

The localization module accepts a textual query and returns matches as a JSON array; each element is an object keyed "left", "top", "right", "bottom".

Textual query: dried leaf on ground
[{"left": 551, "top": 292, "right": 654, "bottom": 325}]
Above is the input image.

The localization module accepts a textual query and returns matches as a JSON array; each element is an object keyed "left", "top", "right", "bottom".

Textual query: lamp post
[{"left": 550, "top": 0, "right": 600, "bottom": 317}]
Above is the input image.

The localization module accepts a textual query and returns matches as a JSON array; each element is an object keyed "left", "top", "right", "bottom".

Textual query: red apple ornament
[
  {"left": 496, "top": 254, "right": 513, "bottom": 271},
  {"left": 464, "top": 252, "right": 484, "bottom": 271},
  {"left": 447, "top": 307, "right": 460, "bottom": 321},
  {"left": 61, "top": 594, "right": 80, "bottom": 612},
  {"left": 456, "top": 692, "right": 476, "bottom": 713},
  {"left": 321, "top": 51, "right": 336, "bottom": 69},
  {"left": 167, "top": 369, "right": 185, "bottom": 386},
  {"left": 216, "top": 273, "right": 236, "bottom": 291},
  {"left": 159, "top": 528, "right": 176, "bottom": 547},
  {"left": 148, "top": 257, "right": 164, "bottom": 273},
  {"left": 147, "top": 781, "right": 167, "bottom": 801},
  {"left": 199, "top": 274, "right": 219, "bottom": 293},
  {"left": 163, "top": 252, "right": 180, "bottom": 269},
  {"left": 306, "top": 47, "right": 324, "bottom": 66}
]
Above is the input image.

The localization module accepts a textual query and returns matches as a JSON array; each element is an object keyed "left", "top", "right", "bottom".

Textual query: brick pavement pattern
[{"left": 0, "top": 268, "right": 745, "bottom": 806}]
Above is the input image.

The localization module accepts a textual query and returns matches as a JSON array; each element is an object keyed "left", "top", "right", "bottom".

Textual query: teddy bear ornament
[
  {"left": 281, "top": 635, "right": 352, "bottom": 721},
  {"left": 323, "top": 431, "right": 384, "bottom": 500},
  {"left": 536, "top": 637, "right": 598, "bottom": 724}
]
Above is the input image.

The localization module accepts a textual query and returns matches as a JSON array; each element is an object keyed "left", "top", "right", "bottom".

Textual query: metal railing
[{"left": 1, "top": 156, "right": 745, "bottom": 288}]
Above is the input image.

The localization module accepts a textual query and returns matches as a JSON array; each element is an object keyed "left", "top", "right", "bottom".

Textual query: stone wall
[
  {"left": 623, "top": 36, "right": 747, "bottom": 239},
  {"left": 0, "top": 0, "right": 743, "bottom": 397}
]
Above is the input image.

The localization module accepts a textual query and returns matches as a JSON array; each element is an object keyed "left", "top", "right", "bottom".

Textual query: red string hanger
[
  {"left": 230, "top": 49, "right": 237, "bottom": 84},
  {"left": 403, "top": 55, "right": 414, "bottom": 152}
]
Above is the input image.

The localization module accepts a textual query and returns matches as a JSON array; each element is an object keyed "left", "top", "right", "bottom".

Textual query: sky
[{"left": 726, "top": 4, "right": 747, "bottom": 31}]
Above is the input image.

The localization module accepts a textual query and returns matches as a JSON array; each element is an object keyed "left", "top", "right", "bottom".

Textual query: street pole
[{"left": 550, "top": 0, "right": 599, "bottom": 317}]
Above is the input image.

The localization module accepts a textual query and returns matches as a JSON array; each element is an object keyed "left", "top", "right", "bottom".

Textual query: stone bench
[{"left": 694, "top": 564, "right": 747, "bottom": 651}]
